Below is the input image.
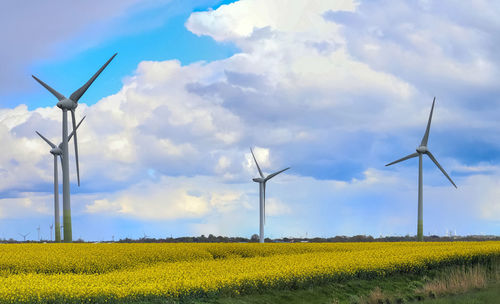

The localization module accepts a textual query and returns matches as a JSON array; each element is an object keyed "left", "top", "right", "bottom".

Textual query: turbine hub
[
  {"left": 416, "top": 146, "right": 428, "bottom": 154},
  {"left": 50, "top": 147, "right": 63, "bottom": 155},
  {"left": 56, "top": 98, "right": 77, "bottom": 110}
]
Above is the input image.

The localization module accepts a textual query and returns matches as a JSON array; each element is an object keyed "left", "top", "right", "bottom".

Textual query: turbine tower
[
  {"left": 250, "top": 148, "right": 290, "bottom": 243},
  {"left": 385, "top": 98, "right": 457, "bottom": 241},
  {"left": 32, "top": 53, "right": 116, "bottom": 242},
  {"left": 35, "top": 117, "right": 85, "bottom": 242}
]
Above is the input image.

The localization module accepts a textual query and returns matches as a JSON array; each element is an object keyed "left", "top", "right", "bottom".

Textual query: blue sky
[
  {"left": 1, "top": 0, "right": 238, "bottom": 109},
  {"left": 0, "top": 0, "right": 499, "bottom": 241}
]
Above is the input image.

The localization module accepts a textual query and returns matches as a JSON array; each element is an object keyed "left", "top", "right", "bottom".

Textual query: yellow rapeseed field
[{"left": 0, "top": 242, "right": 498, "bottom": 303}]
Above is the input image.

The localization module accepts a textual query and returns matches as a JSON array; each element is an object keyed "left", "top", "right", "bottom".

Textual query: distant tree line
[
  {"left": 1, "top": 234, "right": 498, "bottom": 244},
  {"left": 109, "top": 234, "right": 500, "bottom": 243}
]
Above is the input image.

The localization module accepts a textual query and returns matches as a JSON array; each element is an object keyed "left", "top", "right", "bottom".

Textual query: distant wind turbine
[
  {"left": 49, "top": 224, "right": 53, "bottom": 242},
  {"left": 36, "top": 117, "right": 85, "bottom": 243},
  {"left": 32, "top": 53, "right": 116, "bottom": 242},
  {"left": 19, "top": 232, "right": 30, "bottom": 242},
  {"left": 250, "top": 148, "right": 290, "bottom": 243},
  {"left": 385, "top": 98, "right": 457, "bottom": 241}
]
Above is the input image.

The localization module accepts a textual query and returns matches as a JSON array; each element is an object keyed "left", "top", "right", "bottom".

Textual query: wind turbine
[
  {"left": 250, "top": 148, "right": 290, "bottom": 243},
  {"left": 385, "top": 98, "right": 457, "bottom": 242},
  {"left": 37, "top": 225, "right": 41, "bottom": 241},
  {"left": 32, "top": 53, "right": 117, "bottom": 242},
  {"left": 49, "top": 224, "right": 53, "bottom": 242},
  {"left": 19, "top": 232, "right": 30, "bottom": 242},
  {"left": 35, "top": 117, "right": 85, "bottom": 242}
]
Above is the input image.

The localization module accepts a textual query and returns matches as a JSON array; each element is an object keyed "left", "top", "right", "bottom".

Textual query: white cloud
[
  {"left": 0, "top": 193, "right": 51, "bottom": 219},
  {"left": 457, "top": 172, "right": 500, "bottom": 221},
  {"left": 325, "top": 0, "right": 500, "bottom": 92},
  {"left": 245, "top": 146, "right": 270, "bottom": 170},
  {"left": 84, "top": 199, "right": 122, "bottom": 214},
  {"left": 84, "top": 176, "right": 252, "bottom": 220},
  {"left": 186, "top": 0, "right": 357, "bottom": 42},
  {"left": 265, "top": 198, "right": 291, "bottom": 216}
]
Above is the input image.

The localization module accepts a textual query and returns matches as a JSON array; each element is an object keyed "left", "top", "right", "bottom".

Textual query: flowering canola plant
[{"left": 0, "top": 242, "right": 498, "bottom": 303}]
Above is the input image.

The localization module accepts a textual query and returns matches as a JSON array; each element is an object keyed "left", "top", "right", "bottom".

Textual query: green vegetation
[{"left": 418, "top": 283, "right": 500, "bottom": 303}]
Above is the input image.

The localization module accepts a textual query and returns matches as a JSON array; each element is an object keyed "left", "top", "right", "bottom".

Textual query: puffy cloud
[
  {"left": 0, "top": 193, "right": 52, "bottom": 219},
  {"left": 324, "top": 0, "right": 500, "bottom": 146},
  {"left": 454, "top": 171, "right": 500, "bottom": 221},
  {"left": 186, "top": 0, "right": 357, "bottom": 42},
  {"left": 327, "top": 0, "right": 500, "bottom": 86},
  {"left": 84, "top": 176, "right": 251, "bottom": 220},
  {"left": 265, "top": 198, "right": 291, "bottom": 216}
]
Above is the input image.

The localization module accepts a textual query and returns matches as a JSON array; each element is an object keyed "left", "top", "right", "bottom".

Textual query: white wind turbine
[
  {"left": 35, "top": 117, "right": 85, "bottom": 242},
  {"left": 250, "top": 148, "right": 290, "bottom": 243},
  {"left": 385, "top": 98, "right": 457, "bottom": 241},
  {"left": 32, "top": 53, "right": 116, "bottom": 242},
  {"left": 19, "top": 232, "right": 30, "bottom": 242}
]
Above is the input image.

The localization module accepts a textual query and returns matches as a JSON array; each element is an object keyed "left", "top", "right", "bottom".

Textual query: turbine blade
[
  {"left": 385, "top": 152, "right": 419, "bottom": 167},
  {"left": 68, "top": 116, "right": 86, "bottom": 142},
  {"left": 70, "top": 53, "right": 117, "bottom": 103},
  {"left": 250, "top": 148, "right": 264, "bottom": 178},
  {"left": 71, "top": 110, "right": 80, "bottom": 186},
  {"left": 265, "top": 167, "right": 290, "bottom": 181},
  {"left": 32, "top": 75, "right": 66, "bottom": 101},
  {"left": 35, "top": 131, "right": 56, "bottom": 149},
  {"left": 420, "top": 97, "right": 436, "bottom": 147},
  {"left": 59, "top": 155, "right": 63, "bottom": 169},
  {"left": 426, "top": 151, "right": 457, "bottom": 188}
]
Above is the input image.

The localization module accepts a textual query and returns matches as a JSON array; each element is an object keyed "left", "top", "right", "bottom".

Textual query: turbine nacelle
[
  {"left": 252, "top": 178, "right": 265, "bottom": 183},
  {"left": 416, "top": 146, "right": 428, "bottom": 154},
  {"left": 50, "top": 147, "right": 63, "bottom": 155},
  {"left": 56, "top": 98, "right": 77, "bottom": 110}
]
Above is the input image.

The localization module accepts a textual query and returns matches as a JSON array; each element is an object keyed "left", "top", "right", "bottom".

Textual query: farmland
[{"left": 0, "top": 242, "right": 498, "bottom": 303}]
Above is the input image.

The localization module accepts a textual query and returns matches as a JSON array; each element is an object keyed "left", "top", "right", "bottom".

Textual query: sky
[{"left": 0, "top": 0, "right": 499, "bottom": 241}]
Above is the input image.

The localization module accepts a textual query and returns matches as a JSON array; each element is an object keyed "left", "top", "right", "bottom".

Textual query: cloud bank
[{"left": 0, "top": 0, "right": 498, "bottom": 239}]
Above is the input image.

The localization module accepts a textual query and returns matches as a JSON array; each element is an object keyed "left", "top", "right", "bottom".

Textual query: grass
[
  {"left": 417, "top": 282, "right": 500, "bottom": 303},
  {"left": 195, "top": 274, "right": 423, "bottom": 304},
  {"left": 417, "top": 264, "right": 492, "bottom": 298}
]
